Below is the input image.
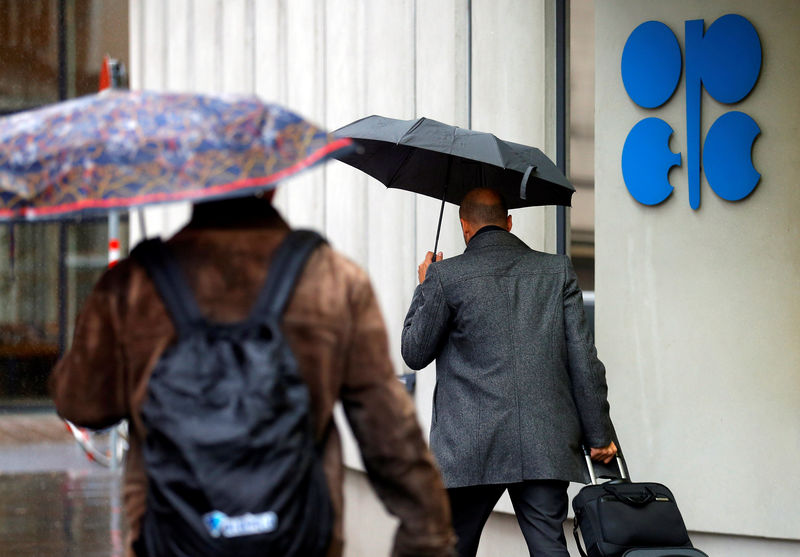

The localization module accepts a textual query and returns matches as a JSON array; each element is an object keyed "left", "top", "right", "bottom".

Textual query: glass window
[
  {"left": 0, "top": 1, "right": 129, "bottom": 407},
  {"left": 0, "top": 220, "right": 129, "bottom": 406},
  {"left": 0, "top": 0, "right": 60, "bottom": 114}
]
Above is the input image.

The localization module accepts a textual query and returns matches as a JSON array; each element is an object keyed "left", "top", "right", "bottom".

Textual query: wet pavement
[{"left": 0, "top": 412, "right": 127, "bottom": 557}]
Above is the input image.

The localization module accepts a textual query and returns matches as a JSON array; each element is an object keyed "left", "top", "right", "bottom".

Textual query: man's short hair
[{"left": 459, "top": 188, "right": 508, "bottom": 226}]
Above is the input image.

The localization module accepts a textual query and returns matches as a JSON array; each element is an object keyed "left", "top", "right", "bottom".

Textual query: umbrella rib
[
  {"left": 488, "top": 133, "right": 509, "bottom": 169},
  {"left": 401, "top": 117, "right": 427, "bottom": 142},
  {"left": 384, "top": 147, "right": 415, "bottom": 188}
]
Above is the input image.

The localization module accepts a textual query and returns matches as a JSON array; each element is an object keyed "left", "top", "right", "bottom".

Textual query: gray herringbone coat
[{"left": 402, "top": 228, "right": 613, "bottom": 488}]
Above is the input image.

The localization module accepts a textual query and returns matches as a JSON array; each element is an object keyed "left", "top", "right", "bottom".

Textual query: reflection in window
[
  {"left": 570, "top": 0, "right": 595, "bottom": 293},
  {"left": 0, "top": 224, "right": 60, "bottom": 404},
  {"left": 0, "top": 1, "right": 129, "bottom": 407},
  {"left": 0, "top": 220, "right": 129, "bottom": 405},
  {"left": 0, "top": 1, "right": 60, "bottom": 114}
]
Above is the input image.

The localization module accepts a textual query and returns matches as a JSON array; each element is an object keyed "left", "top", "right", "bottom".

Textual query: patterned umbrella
[{"left": 0, "top": 90, "right": 351, "bottom": 221}]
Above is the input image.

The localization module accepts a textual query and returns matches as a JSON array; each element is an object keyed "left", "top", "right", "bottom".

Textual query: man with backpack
[{"left": 50, "top": 193, "right": 457, "bottom": 557}]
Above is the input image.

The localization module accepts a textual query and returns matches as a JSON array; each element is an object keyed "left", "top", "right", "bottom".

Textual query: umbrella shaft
[{"left": 433, "top": 192, "right": 446, "bottom": 257}]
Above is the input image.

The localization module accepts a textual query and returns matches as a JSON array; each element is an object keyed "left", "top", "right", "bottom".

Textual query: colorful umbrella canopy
[{"left": 0, "top": 90, "right": 351, "bottom": 221}]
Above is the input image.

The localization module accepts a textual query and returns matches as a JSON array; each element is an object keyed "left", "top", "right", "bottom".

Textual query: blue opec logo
[{"left": 621, "top": 14, "right": 762, "bottom": 210}]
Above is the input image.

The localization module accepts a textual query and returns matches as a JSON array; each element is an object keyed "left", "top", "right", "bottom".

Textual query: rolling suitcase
[{"left": 572, "top": 448, "right": 704, "bottom": 557}]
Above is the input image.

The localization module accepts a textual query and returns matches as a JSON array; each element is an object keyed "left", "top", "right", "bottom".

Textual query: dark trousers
[{"left": 447, "top": 480, "right": 570, "bottom": 557}]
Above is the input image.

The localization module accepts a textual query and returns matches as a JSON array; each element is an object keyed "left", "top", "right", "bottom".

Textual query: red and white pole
[
  {"left": 103, "top": 54, "right": 122, "bottom": 470},
  {"left": 108, "top": 228, "right": 120, "bottom": 268}
]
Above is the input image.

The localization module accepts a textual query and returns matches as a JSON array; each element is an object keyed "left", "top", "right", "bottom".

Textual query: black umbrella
[{"left": 333, "top": 115, "right": 574, "bottom": 255}]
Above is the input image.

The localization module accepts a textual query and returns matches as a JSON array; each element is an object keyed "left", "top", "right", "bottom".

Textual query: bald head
[
  {"left": 459, "top": 188, "right": 508, "bottom": 227},
  {"left": 458, "top": 188, "right": 512, "bottom": 245}
]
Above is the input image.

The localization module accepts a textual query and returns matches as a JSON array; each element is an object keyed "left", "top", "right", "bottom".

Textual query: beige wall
[
  {"left": 344, "top": 464, "right": 800, "bottom": 557},
  {"left": 128, "top": 0, "right": 557, "bottom": 377},
  {"left": 129, "top": 0, "right": 800, "bottom": 554},
  {"left": 129, "top": 0, "right": 558, "bottom": 553},
  {"left": 596, "top": 0, "right": 800, "bottom": 546}
]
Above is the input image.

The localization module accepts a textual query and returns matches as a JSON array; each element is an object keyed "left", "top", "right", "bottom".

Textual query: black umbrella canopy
[{"left": 333, "top": 115, "right": 574, "bottom": 209}]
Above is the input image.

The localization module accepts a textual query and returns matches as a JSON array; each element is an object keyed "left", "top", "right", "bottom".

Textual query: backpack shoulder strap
[
  {"left": 130, "top": 238, "right": 205, "bottom": 337},
  {"left": 250, "top": 230, "right": 326, "bottom": 320}
]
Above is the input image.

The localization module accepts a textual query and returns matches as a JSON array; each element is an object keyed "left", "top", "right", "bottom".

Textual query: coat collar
[
  {"left": 464, "top": 228, "right": 525, "bottom": 252},
  {"left": 186, "top": 197, "right": 288, "bottom": 230}
]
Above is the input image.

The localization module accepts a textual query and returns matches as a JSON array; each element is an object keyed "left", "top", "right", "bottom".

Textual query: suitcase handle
[
  {"left": 603, "top": 484, "right": 656, "bottom": 506},
  {"left": 582, "top": 445, "right": 629, "bottom": 485},
  {"left": 574, "top": 447, "right": 633, "bottom": 557}
]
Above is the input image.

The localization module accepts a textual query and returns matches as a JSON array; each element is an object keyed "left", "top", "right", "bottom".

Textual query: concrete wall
[
  {"left": 127, "top": 0, "right": 800, "bottom": 554},
  {"left": 345, "top": 463, "right": 800, "bottom": 556},
  {"left": 128, "top": 0, "right": 557, "bottom": 373},
  {"left": 596, "top": 0, "right": 800, "bottom": 553},
  {"left": 129, "top": 0, "right": 558, "bottom": 555}
]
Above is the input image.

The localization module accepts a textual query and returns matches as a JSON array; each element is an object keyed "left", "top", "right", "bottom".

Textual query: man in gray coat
[{"left": 402, "top": 187, "right": 617, "bottom": 557}]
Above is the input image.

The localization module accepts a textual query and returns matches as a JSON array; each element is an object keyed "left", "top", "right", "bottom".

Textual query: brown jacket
[{"left": 50, "top": 200, "right": 455, "bottom": 557}]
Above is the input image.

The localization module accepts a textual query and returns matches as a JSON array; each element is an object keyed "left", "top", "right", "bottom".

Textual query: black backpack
[{"left": 131, "top": 230, "right": 332, "bottom": 557}]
